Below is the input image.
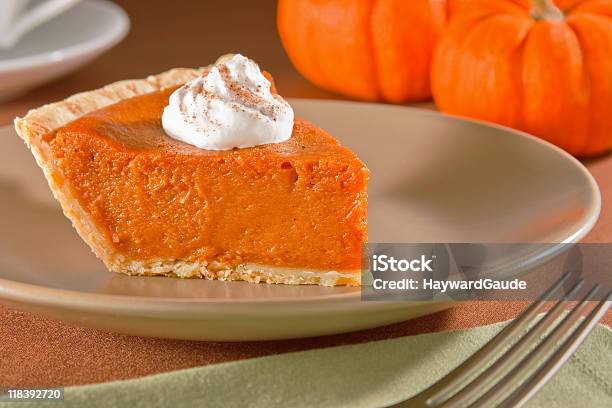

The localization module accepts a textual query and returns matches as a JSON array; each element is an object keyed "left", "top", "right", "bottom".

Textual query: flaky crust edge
[{"left": 13, "top": 66, "right": 360, "bottom": 287}]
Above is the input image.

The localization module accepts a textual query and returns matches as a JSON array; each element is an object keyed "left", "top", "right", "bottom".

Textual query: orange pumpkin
[
  {"left": 277, "top": 0, "right": 448, "bottom": 102},
  {"left": 432, "top": 0, "right": 612, "bottom": 156}
]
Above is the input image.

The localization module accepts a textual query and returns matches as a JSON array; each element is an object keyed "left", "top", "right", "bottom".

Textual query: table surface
[{"left": 1, "top": 0, "right": 611, "bottom": 388}]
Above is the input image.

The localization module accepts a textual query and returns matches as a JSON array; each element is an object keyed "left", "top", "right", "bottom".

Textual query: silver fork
[{"left": 390, "top": 272, "right": 612, "bottom": 408}]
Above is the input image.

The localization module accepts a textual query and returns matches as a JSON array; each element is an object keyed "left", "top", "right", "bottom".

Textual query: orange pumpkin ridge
[
  {"left": 370, "top": 0, "right": 445, "bottom": 102},
  {"left": 432, "top": 0, "right": 612, "bottom": 156},
  {"left": 278, "top": 0, "right": 379, "bottom": 100}
]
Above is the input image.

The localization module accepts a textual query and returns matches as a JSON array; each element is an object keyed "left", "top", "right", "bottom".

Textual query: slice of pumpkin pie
[{"left": 14, "top": 54, "right": 368, "bottom": 286}]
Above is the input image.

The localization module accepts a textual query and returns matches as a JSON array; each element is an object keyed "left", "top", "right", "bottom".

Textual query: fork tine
[
  {"left": 469, "top": 283, "right": 604, "bottom": 408},
  {"left": 411, "top": 272, "right": 572, "bottom": 406},
  {"left": 436, "top": 278, "right": 584, "bottom": 407},
  {"left": 499, "top": 290, "right": 612, "bottom": 408}
]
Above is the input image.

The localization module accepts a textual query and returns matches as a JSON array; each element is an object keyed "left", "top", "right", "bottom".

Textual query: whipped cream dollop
[{"left": 162, "top": 54, "right": 294, "bottom": 150}]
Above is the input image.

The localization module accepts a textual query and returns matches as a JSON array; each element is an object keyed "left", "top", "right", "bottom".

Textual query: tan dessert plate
[{"left": 0, "top": 99, "right": 600, "bottom": 341}]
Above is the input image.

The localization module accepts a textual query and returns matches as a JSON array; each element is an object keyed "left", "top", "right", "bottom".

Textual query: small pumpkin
[
  {"left": 277, "top": 0, "right": 448, "bottom": 102},
  {"left": 432, "top": 0, "right": 612, "bottom": 156}
]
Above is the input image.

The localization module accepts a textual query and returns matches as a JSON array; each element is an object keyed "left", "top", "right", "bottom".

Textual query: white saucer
[
  {"left": 0, "top": 100, "right": 601, "bottom": 341},
  {"left": 0, "top": 0, "right": 129, "bottom": 102}
]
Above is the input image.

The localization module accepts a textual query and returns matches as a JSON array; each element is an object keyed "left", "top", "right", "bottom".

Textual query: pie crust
[{"left": 15, "top": 64, "right": 363, "bottom": 286}]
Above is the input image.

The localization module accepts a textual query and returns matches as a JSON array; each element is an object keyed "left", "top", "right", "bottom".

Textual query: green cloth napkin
[{"left": 4, "top": 319, "right": 611, "bottom": 408}]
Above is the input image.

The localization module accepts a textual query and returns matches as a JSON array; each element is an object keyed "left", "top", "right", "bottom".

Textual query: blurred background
[
  {"left": 0, "top": 0, "right": 336, "bottom": 124},
  {"left": 3, "top": 0, "right": 609, "bottom": 158}
]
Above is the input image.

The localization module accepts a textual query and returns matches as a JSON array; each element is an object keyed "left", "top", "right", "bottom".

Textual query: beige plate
[{"left": 0, "top": 100, "right": 601, "bottom": 341}]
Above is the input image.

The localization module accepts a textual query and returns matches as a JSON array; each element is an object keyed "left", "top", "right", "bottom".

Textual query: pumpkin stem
[{"left": 531, "top": 0, "right": 564, "bottom": 21}]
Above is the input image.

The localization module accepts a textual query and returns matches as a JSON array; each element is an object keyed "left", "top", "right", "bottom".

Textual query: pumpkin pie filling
[{"left": 40, "top": 87, "right": 368, "bottom": 281}]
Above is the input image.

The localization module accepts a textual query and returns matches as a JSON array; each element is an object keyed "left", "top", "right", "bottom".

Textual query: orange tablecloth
[{"left": 1, "top": 0, "right": 610, "bottom": 388}]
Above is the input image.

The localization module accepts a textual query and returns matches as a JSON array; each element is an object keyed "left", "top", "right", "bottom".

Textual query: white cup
[{"left": 0, "top": 0, "right": 81, "bottom": 49}]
